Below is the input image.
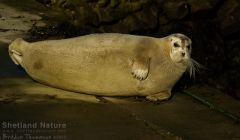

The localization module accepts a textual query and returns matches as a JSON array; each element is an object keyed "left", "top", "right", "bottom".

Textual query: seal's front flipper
[
  {"left": 146, "top": 91, "right": 171, "bottom": 102},
  {"left": 131, "top": 56, "right": 150, "bottom": 80},
  {"left": 10, "top": 50, "right": 23, "bottom": 65}
]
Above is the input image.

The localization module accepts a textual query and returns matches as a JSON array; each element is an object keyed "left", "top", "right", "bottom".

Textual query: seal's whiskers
[{"left": 187, "top": 59, "right": 201, "bottom": 79}]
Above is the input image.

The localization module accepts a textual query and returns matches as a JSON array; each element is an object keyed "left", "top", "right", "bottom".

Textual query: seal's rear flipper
[
  {"left": 8, "top": 38, "right": 28, "bottom": 66},
  {"left": 10, "top": 50, "right": 23, "bottom": 65}
]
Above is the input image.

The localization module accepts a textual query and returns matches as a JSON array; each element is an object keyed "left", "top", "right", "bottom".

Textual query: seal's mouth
[
  {"left": 174, "top": 56, "right": 189, "bottom": 64},
  {"left": 177, "top": 58, "right": 187, "bottom": 63}
]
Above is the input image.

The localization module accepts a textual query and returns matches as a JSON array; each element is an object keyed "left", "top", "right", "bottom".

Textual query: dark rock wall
[{"left": 35, "top": 0, "right": 240, "bottom": 98}]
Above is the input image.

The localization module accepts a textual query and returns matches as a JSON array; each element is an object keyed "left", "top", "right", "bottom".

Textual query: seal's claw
[
  {"left": 146, "top": 96, "right": 158, "bottom": 102},
  {"left": 146, "top": 92, "right": 171, "bottom": 102},
  {"left": 132, "top": 68, "right": 148, "bottom": 80}
]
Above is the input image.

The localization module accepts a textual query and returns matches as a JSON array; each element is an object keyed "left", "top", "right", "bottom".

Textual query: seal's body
[{"left": 9, "top": 33, "right": 196, "bottom": 101}]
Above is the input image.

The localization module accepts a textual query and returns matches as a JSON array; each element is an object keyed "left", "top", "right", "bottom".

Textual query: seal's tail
[{"left": 8, "top": 38, "right": 28, "bottom": 66}]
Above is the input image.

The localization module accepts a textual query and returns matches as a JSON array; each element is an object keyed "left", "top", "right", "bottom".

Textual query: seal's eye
[
  {"left": 173, "top": 43, "right": 180, "bottom": 48},
  {"left": 186, "top": 45, "right": 190, "bottom": 50}
]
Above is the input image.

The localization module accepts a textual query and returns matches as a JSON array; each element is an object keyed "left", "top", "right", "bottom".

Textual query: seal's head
[
  {"left": 168, "top": 33, "right": 200, "bottom": 78},
  {"left": 169, "top": 33, "right": 191, "bottom": 64}
]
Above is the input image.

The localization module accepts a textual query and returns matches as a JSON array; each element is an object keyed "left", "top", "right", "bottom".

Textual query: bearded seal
[{"left": 8, "top": 33, "right": 199, "bottom": 101}]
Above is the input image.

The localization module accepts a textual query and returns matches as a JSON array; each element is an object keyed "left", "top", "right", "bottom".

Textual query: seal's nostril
[{"left": 182, "top": 52, "right": 185, "bottom": 56}]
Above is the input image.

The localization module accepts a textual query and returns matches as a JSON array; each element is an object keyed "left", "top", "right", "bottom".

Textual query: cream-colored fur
[{"left": 8, "top": 33, "right": 191, "bottom": 101}]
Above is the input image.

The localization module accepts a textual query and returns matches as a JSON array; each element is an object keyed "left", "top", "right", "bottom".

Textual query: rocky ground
[{"left": 0, "top": 0, "right": 240, "bottom": 140}]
